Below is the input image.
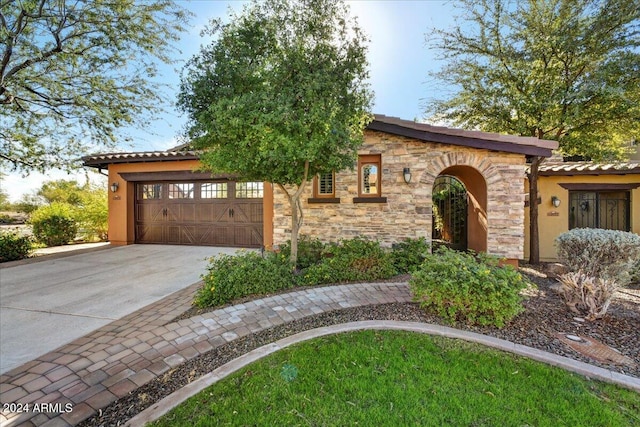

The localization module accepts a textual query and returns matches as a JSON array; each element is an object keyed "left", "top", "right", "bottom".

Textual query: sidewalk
[
  {"left": 0, "top": 282, "right": 410, "bottom": 426},
  {"left": 1, "top": 280, "right": 638, "bottom": 427}
]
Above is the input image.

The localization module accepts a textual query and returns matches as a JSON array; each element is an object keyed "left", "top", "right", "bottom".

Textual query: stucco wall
[
  {"left": 273, "top": 130, "right": 527, "bottom": 261},
  {"left": 524, "top": 174, "right": 640, "bottom": 262},
  {"left": 107, "top": 160, "right": 203, "bottom": 245}
]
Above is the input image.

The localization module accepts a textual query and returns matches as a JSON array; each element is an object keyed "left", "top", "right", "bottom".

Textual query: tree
[
  {"left": 424, "top": 0, "right": 640, "bottom": 263},
  {"left": 31, "top": 178, "right": 108, "bottom": 241},
  {"left": 178, "top": 0, "right": 373, "bottom": 266},
  {"left": 0, "top": 0, "right": 190, "bottom": 173}
]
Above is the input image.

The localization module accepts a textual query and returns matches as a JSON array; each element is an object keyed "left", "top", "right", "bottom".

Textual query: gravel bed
[{"left": 79, "top": 270, "right": 639, "bottom": 427}]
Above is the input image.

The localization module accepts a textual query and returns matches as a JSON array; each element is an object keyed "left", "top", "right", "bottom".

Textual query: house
[
  {"left": 82, "top": 114, "right": 558, "bottom": 266},
  {"left": 524, "top": 160, "right": 640, "bottom": 262}
]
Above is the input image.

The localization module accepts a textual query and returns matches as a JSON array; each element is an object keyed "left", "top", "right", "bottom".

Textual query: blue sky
[{"left": 3, "top": 0, "right": 456, "bottom": 202}]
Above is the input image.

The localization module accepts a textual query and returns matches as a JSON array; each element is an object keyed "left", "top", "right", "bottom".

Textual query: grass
[{"left": 151, "top": 330, "right": 640, "bottom": 427}]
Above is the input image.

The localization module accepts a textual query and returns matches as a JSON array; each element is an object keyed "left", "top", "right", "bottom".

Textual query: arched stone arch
[{"left": 420, "top": 152, "right": 491, "bottom": 254}]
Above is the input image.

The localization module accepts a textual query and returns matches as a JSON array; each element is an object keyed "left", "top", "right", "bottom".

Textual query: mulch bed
[{"left": 79, "top": 266, "right": 639, "bottom": 427}]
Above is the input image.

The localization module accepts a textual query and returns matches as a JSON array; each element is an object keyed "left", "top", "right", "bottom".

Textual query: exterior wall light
[
  {"left": 551, "top": 196, "right": 560, "bottom": 208},
  {"left": 403, "top": 167, "right": 412, "bottom": 184},
  {"left": 110, "top": 182, "right": 119, "bottom": 193}
]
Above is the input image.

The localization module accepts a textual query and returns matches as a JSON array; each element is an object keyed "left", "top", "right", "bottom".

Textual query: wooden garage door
[{"left": 135, "top": 181, "right": 263, "bottom": 247}]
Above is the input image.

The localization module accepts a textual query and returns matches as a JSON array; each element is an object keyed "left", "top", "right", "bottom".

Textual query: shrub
[
  {"left": 555, "top": 228, "right": 640, "bottom": 287},
  {"left": 279, "top": 235, "right": 326, "bottom": 270},
  {"left": 30, "top": 202, "right": 78, "bottom": 246},
  {"left": 631, "top": 259, "right": 640, "bottom": 286},
  {"left": 390, "top": 237, "right": 430, "bottom": 274},
  {"left": 409, "top": 247, "right": 529, "bottom": 328},
  {"left": 0, "top": 232, "right": 32, "bottom": 262},
  {"left": 556, "top": 271, "right": 618, "bottom": 320},
  {"left": 75, "top": 190, "right": 108, "bottom": 241},
  {"left": 195, "top": 251, "right": 294, "bottom": 308},
  {"left": 302, "top": 237, "right": 397, "bottom": 285}
]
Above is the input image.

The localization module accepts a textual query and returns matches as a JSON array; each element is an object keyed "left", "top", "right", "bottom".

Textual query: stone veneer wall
[{"left": 273, "top": 130, "right": 527, "bottom": 260}]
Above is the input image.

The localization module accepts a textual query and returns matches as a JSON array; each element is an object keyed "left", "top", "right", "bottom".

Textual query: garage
[{"left": 135, "top": 180, "right": 263, "bottom": 247}]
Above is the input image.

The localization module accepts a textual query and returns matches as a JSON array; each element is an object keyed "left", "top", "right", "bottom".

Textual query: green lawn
[{"left": 152, "top": 330, "right": 640, "bottom": 427}]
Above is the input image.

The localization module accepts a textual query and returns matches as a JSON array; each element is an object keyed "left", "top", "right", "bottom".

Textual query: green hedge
[
  {"left": 302, "top": 237, "right": 397, "bottom": 285},
  {"left": 195, "top": 236, "right": 439, "bottom": 309},
  {"left": 410, "top": 247, "right": 529, "bottom": 328},
  {"left": 29, "top": 202, "right": 78, "bottom": 246},
  {"left": 195, "top": 251, "right": 295, "bottom": 308},
  {"left": 0, "top": 232, "right": 32, "bottom": 262}
]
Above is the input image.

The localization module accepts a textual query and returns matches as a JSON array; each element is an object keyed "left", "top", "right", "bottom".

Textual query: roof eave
[{"left": 366, "top": 120, "right": 555, "bottom": 157}]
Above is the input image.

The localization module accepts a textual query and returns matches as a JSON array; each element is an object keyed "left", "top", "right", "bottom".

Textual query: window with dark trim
[
  {"left": 201, "top": 182, "right": 228, "bottom": 199},
  {"left": 236, "top": 182, "right": 264, "bottom": 198},
  {"left": 358, "top": 154, "right": 381, "bottom": 196},
  {"left": 309, "top": 173, "right": 340, "bottom": 203},
  {"left": 315, "top": 172, "right": 335, "bottom": 197},
  {"left": 168, "top": 183, "right": 194, "bottom": 199},
  {"left": 354, "top": 154, "right": 386, "bottom": 203},
  {"left": 569, "top": 190, "right": 630, "bottom": 231}
]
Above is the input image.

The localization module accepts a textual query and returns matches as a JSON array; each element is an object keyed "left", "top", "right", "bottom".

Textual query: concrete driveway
[{"left": 0, "top": 244, "right": 242, "bottom": 374}]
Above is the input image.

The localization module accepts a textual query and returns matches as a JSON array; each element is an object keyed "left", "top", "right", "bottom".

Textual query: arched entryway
[
  {"left": 431, "top": 166, "right": 488, "bottom": 254},
  {"left": 432, "top": 175, "right": 468, "bottom": 250}
]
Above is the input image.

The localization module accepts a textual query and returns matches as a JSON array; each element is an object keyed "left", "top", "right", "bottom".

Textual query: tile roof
[
  {"left": 537, "top": 161, "right": 640, "bottom": 175},
  {"left": 82, "top": 150, "right": 199, "bottom": 168}
]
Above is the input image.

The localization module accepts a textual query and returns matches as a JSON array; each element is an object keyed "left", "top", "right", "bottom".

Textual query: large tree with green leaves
[
  {"left": 0, "top": 0, "right": 190, "bottom": 173},
  {"left": 178, "top": 0, "right": 373, "bottom": 266},
  {"left": 425, "top": 0, "right": 640, "bottom": 263}
]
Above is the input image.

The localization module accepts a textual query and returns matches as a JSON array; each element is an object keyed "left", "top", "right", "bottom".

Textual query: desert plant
[
  {"left": 555, "top": 228, "right": 640, "bottom": 287},
  {"left": 29, "top": 202, "right": 78, "bottom": 246},
  {"left": 302, "top": 237, "right": 397, "bottom": 285},
  {"left": 195, "top": 251, "right": 295, "bottom": 308},
  {"left": 409, "top": 247, "right": 529, "bottom": 328},
  {"left": 390, "top": 237, "right": 430, "bottom": 274},
  {"left": 0, "top": 232, "right": 32, "bottom": 262},
  {"left": 556, "top": 271, "right": 618, "bottom": 320}
]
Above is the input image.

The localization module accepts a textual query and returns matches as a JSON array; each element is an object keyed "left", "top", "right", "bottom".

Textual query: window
[
  {"left": 168, "top": 183, "right": 194, "bottom": 199},
  {"left": 355, "top": 154, "right": 386, "bottom": 203},
  {"left": 236, "top": 182, "right": 264, "bottom": 198},
  {"left": 314, "top": 173, "right": 335, "bottom": 198},
  {"left": 569, "top": 191, "right": 630, "bottom": 231},
  {"left": 139, "top": 184, "right": 162, "bottom": 200},
  {"left": 201, "top": 182, "right": 228, "bottom": 199}
]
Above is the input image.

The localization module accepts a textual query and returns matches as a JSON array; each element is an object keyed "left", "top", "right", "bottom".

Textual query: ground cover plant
[
  {"left": 195, "top": 237, "right": 428, "bottom": 308},
  {"left": 150, "top": 330, "right": 639, "bottom": 427}
]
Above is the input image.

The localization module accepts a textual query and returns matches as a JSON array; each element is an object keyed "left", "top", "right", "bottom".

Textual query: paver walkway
[{"left": 0, "top": 282, "right": 410, "bottom": 426}]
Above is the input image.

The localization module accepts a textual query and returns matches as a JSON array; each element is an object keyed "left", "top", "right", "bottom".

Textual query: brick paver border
[{"left": 0, "top": 282, "right": 409, "bottom": 426}]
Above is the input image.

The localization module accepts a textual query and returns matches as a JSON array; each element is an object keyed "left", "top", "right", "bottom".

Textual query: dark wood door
[{"left": 135, "top": 181, "right": 263, "bottom": 247}]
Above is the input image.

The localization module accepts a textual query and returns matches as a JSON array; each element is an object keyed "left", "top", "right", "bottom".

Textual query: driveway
[{"left": 0, "top": 244, "right": 241, "bottom": 374}]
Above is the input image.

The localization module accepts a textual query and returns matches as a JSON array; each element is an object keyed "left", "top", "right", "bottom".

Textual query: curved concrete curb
[{"left": 126, "top": 320, "right": 640, "bottom": 426}]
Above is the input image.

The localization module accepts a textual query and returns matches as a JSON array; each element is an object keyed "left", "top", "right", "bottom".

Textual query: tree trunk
[
  {"left": 528, "top": 156, "right": 543, "bottom": 264},
  {"left": 278, "top": 161, "right": 310, "bottom": 269},
  {"left": 289, "top": 192, "right": 303, "bottom": 268}
]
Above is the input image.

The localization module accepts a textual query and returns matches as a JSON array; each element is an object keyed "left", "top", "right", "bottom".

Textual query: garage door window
[
  {"left": 140, "top": 184, "right": 162, "bottom": 200},
  {"left": 168, "top": 183, "right": 194, "bottom": 199},
  {"left": 201, "top": 182, "right": 228, "bottom": 199},
  {"left": 236, "top": 182, "right": 263, "bottom": 198}
]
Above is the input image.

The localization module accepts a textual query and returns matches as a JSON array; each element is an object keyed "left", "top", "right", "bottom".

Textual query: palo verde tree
[
  {"left": 0, "top": 0, "right": 190, "bottom": 173},
  {"left": 425, "top": 0, "right": 640, "bottom": 263},
  {"left": 178, "top": 0, "right": 373, "bottom": 266}
]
